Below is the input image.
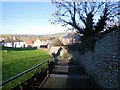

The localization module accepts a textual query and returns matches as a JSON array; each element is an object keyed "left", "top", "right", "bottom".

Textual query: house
[
  {"left": 32, "top": 38, "right": 41, "bottom": 48},
  {"left": 4, "top": 37, "right": 14, "bottom": 47},
  {"left": 4, "top": 37, "right": 27, "bottom": 48},
  {"left": 49, "top": 37, "right": 64, "bottom": 47},
  {"left": 39, "top": 38, "right": 49, "bottom": 48},
  {"left": 32, "top": 38, "right": 51, "bottom": 48},
  {"left": 59, "top": 32, "right": 80, "bottom": 45},
  {"left": 48, "top": 37, "right": 68, "bottom": 59},
  {"left": 0, "top": 38, "right": 4, "bottom": 47},
  {"left": 26, "top": 39, "right": 33, "bottom": 47},
  {"left": 13, "top": 40, "right": 27, "bottom": 48}
]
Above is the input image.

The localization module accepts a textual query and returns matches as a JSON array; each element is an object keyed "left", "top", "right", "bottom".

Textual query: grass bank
[{"left": 2, "top": 48, "right": 51, "bottom": 89}]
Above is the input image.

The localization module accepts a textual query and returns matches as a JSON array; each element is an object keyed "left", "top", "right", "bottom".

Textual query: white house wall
[
  {"left": 4, "top": 43, "right": 13, "bottom": 47},
  {"left": 14, "top": 42, "right": 27, "bottom": 48},
  {"left": 4, "top": 42, "right": 27, "bottom": 48},
  {"left": 33, "top": 39, "right": 41, "bottom": 47},
  {"left": 33, "top": 39, "right": 49, "bottom": 47},
  {"left": 40, "top": 41, "right": 48, "bottom": 45}
]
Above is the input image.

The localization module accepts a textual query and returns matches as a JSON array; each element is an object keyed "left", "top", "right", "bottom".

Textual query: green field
[{"left": 2, "top": 48, "right": 51, "bottom": 89}]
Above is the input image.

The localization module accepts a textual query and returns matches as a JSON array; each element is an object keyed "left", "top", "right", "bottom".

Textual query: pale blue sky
[
  {"left": 2, "top": 2, "right": 66, "bottom": 35},
  {"left": 1, "top": 1, "right": 118, "bottom": 35}
]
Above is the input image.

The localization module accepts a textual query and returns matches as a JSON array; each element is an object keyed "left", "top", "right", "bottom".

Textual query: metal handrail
[{"left": 0, "top": 60, "right": 49, "bottom": 86}]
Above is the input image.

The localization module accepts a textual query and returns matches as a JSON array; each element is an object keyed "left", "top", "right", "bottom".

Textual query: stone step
[
  {"left": 41, "top": 74, "right": 94, "bottom": 88},
  {"left": 41, "top": 59, "right": 99, "bottom": 88},
  {"left": 55, "top": 65, "right": 81, "bottom": 68},
  {"left": 50, "top": 74, "right": 90, "bottom": 79},
  {"left": 58, "top": 61, "right": 69, "bottom": 65},
  {"left": 52, "top": 65, "right": 87, "bottom": 75}
]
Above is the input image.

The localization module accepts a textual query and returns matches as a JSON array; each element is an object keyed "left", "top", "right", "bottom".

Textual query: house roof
[
  {"left": 26, "top": 39, "right": 33, "bottom": 45},
  {"left": 34, "top": 38, "right": 41, "bottom": 42},
  {"left": 0, "top": 38, "right": 4, "bottom": 42},
  {"left": 39, "top": 38, "right": 49, "bottom": 41},
  {"left": 4, "top": 37, "right": 23, "bottom": 43},
  {"left": 39, "top": 37, "right": 55, "bottom": 41},
  {"left": 50, "top": 38, "right": 64, "bottom": 46},
  {"left": 15, "top": 39, "right": 23, "bottom": 42},
  {"left": 63, "top": 33, "right": 80, "bottom": 39}
]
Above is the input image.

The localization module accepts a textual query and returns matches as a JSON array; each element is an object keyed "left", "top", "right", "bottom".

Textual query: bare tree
[
  {"left": 95, "top": 2, "right": 119, "bottom": 35},
  {"left": 50, "top": 0, "right": 119, "bottom": 37}
]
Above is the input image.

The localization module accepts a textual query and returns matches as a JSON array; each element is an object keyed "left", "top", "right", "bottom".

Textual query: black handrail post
[{"left": 46, "top": 60, "right": 50, "bottom": 76}]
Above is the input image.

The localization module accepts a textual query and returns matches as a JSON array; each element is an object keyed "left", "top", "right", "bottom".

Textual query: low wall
[
  {"left": 72, "top": 30, "right": 120, "bottom": 88},
  {"left": 49, "top": 46, "right": 68, "bottom": 59}
]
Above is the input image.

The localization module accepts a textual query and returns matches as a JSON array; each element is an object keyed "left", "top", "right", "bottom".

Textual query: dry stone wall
[
  {"left": 94, "top": 30, "right": 120, "bottom": 88},
  {"left": 72, "top": 29, "right": 120, "bottom": 88}
]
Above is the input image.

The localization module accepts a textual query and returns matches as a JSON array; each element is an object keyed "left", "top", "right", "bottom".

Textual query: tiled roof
[
  {"left": 4, "top": 38, "right": 23, "bottom": 43},
  {"left": 50, "top": 38, "right": 64, "bottom": 46},
  {"left": 0, "top": 38, "right": 4, "bottom": 42},
  {"left": 26, "top": 39, "right": 33, "bottom": 44},
  {"left": 63, "top": 33, "right": 80, "bottom": 39},
  {"left": 39, "top": 37, "right": 53, "bottom": 41}
]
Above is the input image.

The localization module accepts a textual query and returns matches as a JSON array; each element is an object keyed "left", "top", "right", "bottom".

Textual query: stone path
[{"left": 41, "top": 60, "right": 101, "bottom": 89}]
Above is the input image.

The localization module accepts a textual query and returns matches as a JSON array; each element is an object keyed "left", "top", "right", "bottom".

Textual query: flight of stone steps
[{"left": 41, "top": 59, "right": 100, "bottom": 89}]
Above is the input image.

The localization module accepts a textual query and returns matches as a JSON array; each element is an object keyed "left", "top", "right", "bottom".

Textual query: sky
[
  {"left": 1, "top": 0, "right": 119, "bottom": 35},
  {"left": 1, "top": 1, "right": 67, "bottom": 35}
]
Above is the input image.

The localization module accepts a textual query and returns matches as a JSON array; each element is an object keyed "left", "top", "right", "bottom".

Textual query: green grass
[{"left": 2, "top": 48, "right": 51, "bottom": 89}]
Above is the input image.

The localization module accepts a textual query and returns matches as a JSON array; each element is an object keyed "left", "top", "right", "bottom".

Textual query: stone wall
[
  {"left": 94, "top": 30, "right": 120, "bottom": 88},
  {"left": 72, "top": 29, "right": 120, "bottom": 88},
  {"left": 49, "top": 46, "right": 68, "bottom": 60}
]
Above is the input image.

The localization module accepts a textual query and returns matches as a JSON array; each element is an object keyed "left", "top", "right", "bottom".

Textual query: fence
[{"left": 0, "top": 60, "right": 50, "bottom": 86}]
